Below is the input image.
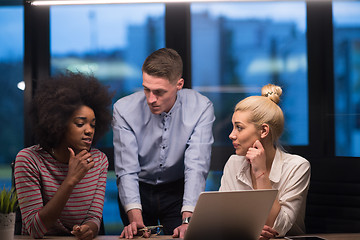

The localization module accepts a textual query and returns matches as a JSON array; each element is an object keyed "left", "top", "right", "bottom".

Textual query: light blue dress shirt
[{"left": 113, "top": 88, "right": 215, "bottom": 213}]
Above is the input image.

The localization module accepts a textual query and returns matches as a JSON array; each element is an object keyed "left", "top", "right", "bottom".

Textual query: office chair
[{"left": 305, "top": 157, "right": 360, "bottom": 233}]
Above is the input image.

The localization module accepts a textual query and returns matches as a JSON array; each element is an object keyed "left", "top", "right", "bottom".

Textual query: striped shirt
[{"left": 14, "top": 145, "right": 108, "bottom": 238}]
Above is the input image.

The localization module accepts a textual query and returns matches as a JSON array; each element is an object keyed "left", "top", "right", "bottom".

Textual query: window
[
  {"left": 50, "top": 4, "right": 165, "bottom": 148},
  {"left": 191, "top": 2, "right": 308, "bottom": 147},
  {"left": 333, "top": 0, "right": 360, "bottom": 157},
  {"left": 0, "top": 5, "right": 24, "bottom": 188}
]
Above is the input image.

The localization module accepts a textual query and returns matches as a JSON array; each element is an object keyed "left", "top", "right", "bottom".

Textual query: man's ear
[
  {"left": 260, "top": 123, "right": 270, "bottom": 139},
  {"left": 176, "top": 78, "right": 184, "bottom": 90}
]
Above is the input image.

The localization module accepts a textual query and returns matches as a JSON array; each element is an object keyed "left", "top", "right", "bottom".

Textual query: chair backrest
[
  {"left": 11, "top": 160, "right": 23, "bottom": 235},
  {"left": 305, "top": 157, "right": 360, "bottom": 233}
]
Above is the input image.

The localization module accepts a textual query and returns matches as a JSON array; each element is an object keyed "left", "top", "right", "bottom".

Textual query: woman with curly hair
[
  {"left": 220, "top": 84, "right": 311, "bottom": 240},
  {"left": 14, "top": 72, "right": 113, "bottom": 240}
]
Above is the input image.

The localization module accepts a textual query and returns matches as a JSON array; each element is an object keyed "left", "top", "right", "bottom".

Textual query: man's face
[{"left": 142, "top": 72, "right": 184, "bottom": 114}]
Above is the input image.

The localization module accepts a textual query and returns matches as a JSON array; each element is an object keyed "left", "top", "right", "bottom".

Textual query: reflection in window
[
  {"left": 0, "top": 6, "right": 24, "bottom": 179},
  {"left": 191, "top": 2, "right": 308, "bottom": 147},
  {"left": 50, "top": 4, "right": 165, "bottom": 148},
  {"left": 333, "top": 1, "right": 360, "bottom": 157}
]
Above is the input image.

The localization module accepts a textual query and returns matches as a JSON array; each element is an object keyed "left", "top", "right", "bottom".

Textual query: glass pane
[
  {"left": 50, "top": 4, "right": 165, "bottom": 148},
  {"left": 0, "top": 6, "right": 24, "bottom": 188},
  {"left": 191, "top": 2, "right": 308, "bottom": 147},
  {"left": 333, "top": 0, "right": 360, "bottom": 157}
]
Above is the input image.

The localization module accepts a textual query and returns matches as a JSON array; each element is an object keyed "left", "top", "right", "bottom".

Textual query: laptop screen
[{"left": 184, "top": 189, "right": 278, "bottom": 240}]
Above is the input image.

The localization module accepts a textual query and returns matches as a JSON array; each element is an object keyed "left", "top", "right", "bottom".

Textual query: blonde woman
[{"left": 220, "top": 84, "right": 311, "bottom": 240}]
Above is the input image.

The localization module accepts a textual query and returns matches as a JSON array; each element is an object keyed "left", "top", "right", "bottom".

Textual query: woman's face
[
  {"left": 63, "top": 105, "right": 95, "bottom": 153},
  {"left": 229, "top": 110, "right": 261, "bottom": 156}
]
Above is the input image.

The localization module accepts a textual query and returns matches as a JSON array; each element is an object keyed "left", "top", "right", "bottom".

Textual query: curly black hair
[{"left": 31, "top": 72, "right": 114, "bottom": 150}]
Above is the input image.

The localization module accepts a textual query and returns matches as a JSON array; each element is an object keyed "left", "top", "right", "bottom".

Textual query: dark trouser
[{"left": 118, "top": 178, "right": 184, "bottom": 235}]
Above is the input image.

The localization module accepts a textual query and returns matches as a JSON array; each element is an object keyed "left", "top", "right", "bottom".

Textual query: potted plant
[{"left": 0, "top": 186, "right": 18, "bottom": 240}]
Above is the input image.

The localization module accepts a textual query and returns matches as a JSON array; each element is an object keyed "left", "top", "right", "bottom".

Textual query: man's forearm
[{"left": 127, "top": 208, "right": 143, "bottom": 223}]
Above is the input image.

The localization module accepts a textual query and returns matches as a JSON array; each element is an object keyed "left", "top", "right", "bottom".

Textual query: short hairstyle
[
  {"left": 31, "top": 72, "right": 114, "bottom": 149},
  {"left": 234, "top": 84, "right": 284, "bottom": 146},
  {"left": 141, "top": 48, "right": 183, "bottom": 84}
]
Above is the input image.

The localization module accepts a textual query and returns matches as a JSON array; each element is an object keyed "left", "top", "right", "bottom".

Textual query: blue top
[{"left": 113, "top": 88, "right": 215, "bottom": 213}]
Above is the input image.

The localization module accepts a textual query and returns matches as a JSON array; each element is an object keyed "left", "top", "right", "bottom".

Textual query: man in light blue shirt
[{"left": 113, "top": 48, "right": 215, "bottom": 238}]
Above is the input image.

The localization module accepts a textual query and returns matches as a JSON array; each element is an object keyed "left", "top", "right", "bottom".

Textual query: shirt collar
[
  {"left": 236, "top": 148, "right": 283, "bottom": 185},
  {"left": 160, "top": 90, "right": 181, "bottom": 117},
  {"left": 268, "top": 148, "right": 283, "bottom": 183},
  {"left": 236, "top": 157, "right": 253, "bottom": 188}
]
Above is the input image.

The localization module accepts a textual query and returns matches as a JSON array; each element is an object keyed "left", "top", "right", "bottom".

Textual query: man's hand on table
[
  {"left": 172, "top": 211, "right": 192, "bottom": 238},
  {"left": 120, "top": 209, "right": 151, "bottom": 239}
]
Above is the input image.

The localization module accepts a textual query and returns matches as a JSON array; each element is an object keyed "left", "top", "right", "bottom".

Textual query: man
[{"left": 113, "top": 48, "right": 215, "bottom": 238}]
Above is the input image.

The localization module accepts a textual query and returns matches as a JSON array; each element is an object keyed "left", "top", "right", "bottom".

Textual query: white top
[{"left": 219, "top": 149, "right": 311, "bottom": 236}]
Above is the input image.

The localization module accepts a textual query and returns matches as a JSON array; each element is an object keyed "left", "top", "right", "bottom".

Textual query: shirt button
[
  {"left": 160, "top": 164, "right": 162, "bottom": 167},
  {"left": 164, "top": 128, "right": 167, "bottom": 131},
  {"left": 162, "top": 146, "right": 166, "bottom": 149}
]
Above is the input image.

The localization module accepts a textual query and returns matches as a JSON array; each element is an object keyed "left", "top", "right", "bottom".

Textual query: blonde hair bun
[{"left": 261, "top": 84, "right": 282, "bottom": 104}]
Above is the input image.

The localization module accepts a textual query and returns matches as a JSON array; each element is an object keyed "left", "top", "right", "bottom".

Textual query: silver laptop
[{"left": 184, "top": 189, "right": 278, "bottom": 240}]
